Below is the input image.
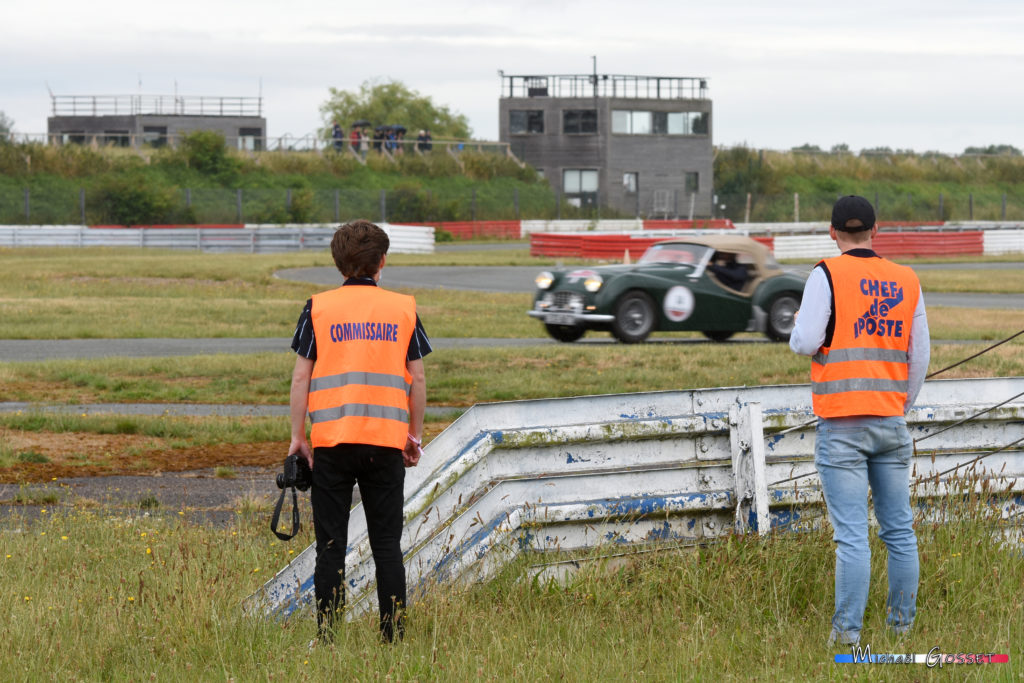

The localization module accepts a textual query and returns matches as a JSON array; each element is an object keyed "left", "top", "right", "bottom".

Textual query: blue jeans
[{"left": 815, "top": 416, "right": 918, "bottom": 644}]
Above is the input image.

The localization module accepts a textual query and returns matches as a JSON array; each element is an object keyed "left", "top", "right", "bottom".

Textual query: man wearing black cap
[{"left": 790, "top": 195, "right": 930, "bottom": 646}]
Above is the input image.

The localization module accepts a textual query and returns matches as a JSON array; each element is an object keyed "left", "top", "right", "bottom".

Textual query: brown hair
[{"left": 330, "top": 220, "right": 389, "bottom": 278}]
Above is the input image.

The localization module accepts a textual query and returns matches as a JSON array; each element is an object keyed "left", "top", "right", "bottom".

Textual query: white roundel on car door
[{"left": 663, "top": 286, "right": 695, "bottom": 322}]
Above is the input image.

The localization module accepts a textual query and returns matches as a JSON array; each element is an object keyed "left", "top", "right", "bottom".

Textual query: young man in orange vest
[
  {"left": 289, "top": 219, "right": 431, "bottom": 643},
  {"left": 790, "top": 195, "right": 930, "bottom": 646}
]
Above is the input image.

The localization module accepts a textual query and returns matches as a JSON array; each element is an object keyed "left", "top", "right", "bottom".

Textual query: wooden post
[
  {"left": 793, "top": 192, "right": 800, "bottom": 223},
  {"left": 744, "top": 193, "right": 751, "bottom": 224},
  {"left": 730, "top": 402, "right": 770, "bottom": 536}
]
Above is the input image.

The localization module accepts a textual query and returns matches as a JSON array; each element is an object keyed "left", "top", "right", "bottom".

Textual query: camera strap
[{"left": 270, "top": 485, "right": 301, "bottom": 541}]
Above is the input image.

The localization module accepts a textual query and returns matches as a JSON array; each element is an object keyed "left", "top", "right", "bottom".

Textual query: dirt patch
[{"left": 1, "top": 436, "right": 287, "bottom": 483}]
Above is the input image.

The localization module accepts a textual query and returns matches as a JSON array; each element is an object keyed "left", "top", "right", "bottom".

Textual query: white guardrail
[
  {"left": 2, "top": 221, "right": 1023, "bottom": 257},
  {"left": 244, "top": 377, "right": 1024, "bottom": 621},
  {"left": 0, "top": 224, "right": 435, "bottom": 254}
]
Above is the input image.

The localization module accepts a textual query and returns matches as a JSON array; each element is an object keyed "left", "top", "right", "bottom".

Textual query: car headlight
[
  {"left": 535, "top": 271, "right": 554, "bottom": 290},
  {"left": 583, "top": 273, "right": 603, "bottom": 292}
]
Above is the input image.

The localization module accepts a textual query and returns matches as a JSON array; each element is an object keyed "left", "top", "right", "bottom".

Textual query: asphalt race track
[{"left": 0, "top": 262, "right": 1020, "bottom": 364}]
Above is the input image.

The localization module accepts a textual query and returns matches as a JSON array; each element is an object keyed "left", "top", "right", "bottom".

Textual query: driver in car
[{"left": 708, "top": 252, "right": 748, "bottom": 291}]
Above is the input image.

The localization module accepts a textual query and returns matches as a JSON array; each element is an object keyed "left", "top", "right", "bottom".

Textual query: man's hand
[
  {"left": 290, "top": 438, "right": 313, "bottom": 470},
  {"left": 403, "top": 434, "right": 423, "bottom": 468}
]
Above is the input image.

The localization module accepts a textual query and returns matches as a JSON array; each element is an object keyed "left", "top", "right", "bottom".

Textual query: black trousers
[{"left": 310, "top": 443, "right": 406, "bottom": 641}]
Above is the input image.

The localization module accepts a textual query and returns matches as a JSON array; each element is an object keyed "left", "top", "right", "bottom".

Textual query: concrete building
[
  {"left": 498, "top": 73, "right": 713, "bottom": 218},
  {"left": 47, "top": 94, "right": 267, "bottom": 150}
]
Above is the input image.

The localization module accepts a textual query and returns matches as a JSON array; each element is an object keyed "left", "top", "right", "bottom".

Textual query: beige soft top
[{"left": 652, "top": 235, "right": 782, "bottom": 277}]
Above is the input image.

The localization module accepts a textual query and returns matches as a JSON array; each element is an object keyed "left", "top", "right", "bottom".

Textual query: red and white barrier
[
  {"left": 5, "top": 220, "right": 1023, "bottom": 258},
  {"left": 528, "top": 221, "right": 1024, "bottom": 260}
]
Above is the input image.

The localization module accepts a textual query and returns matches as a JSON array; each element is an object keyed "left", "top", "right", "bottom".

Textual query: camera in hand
[{"left": 276, "top": 453, "right": 312, "bottom": 491}]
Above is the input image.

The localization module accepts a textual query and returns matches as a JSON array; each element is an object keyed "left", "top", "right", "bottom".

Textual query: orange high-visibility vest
[
  {"left": 810, "top": 253, "right": 920, "bottom": 418},
  {"left": 308, "top": 285, "right": 416, "bottom": 449}
]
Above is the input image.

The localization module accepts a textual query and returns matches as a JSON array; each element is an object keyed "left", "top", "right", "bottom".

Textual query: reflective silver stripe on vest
[
  {"left": 309, "top": 371, "right": 411, "bottom": 393},
  {"left": 812, "top": 348, "right": 909, "bottom": 366},
  {"left": 309, "top": 403, "right": 410, "bottom": 424},
  {"left": 811, "top": 377, "right": 909, "bottom": 395}
]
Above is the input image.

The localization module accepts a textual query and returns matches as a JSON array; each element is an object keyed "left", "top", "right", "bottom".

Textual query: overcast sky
[{"left": 3, "top": 0, "right": 1023, "bottom": 153}]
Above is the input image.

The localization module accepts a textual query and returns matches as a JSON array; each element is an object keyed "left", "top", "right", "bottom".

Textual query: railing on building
[
  {"left": 500, "top": 73, "right": 709, "bottom": 100},
  {"left": 50, "top": 94, "right": 263, "bottom": 117},
  {"left": 7, "top": 132, "right": 517, "bottom": 162}
]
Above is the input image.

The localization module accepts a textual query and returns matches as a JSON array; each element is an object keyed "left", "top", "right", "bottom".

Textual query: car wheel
[
  {"left": 611, "top": 291, "right": 656, "bottom": 343},
  {"left": 544, "top": 323, "right": 586, "bottom": 343},
  {"left": 702, "top": 330, "right": 735, "bottom": 342},
  {"left": 765, "top": 293, "right": 800, "bottom": 342}
]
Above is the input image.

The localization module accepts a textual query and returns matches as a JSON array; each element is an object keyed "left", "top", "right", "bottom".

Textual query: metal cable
[
  {"left": 926, "top": 329, "right": 1024, "bottom": 379},
  {"left": 924, "top": 436, "right": 1024, "bottom": 481},
  {"left": 913, "top": 390, "right": 1024, "bottom": 446},
  {"left": 764, "top": 328, "right": 1024, "bottom": 488},
  {"left": 770, "top": 434, "right": 1024, "bottom": 489}
]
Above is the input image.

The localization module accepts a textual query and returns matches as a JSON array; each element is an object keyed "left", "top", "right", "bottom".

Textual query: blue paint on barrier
[{"left": 647, "top": 521, "right": 672, "bottom": 541}]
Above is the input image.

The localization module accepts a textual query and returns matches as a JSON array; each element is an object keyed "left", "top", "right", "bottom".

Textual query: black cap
[{"left": 831, "top": 195, "right": 876, "bottom": 232}]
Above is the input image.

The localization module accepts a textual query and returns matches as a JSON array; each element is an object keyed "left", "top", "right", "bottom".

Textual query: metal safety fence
[{"left": 0, "top": 224, "right": 435, "bottom": 254}]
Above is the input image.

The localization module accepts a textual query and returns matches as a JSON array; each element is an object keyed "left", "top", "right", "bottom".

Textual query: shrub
[
  {"left": 87, "top": 175, "right": 177, "bottom": 226},
  {"left": 287, "top": 187, "right": 318, "bottom": 223},
  {"left": 387, "top": 183, "right": 459, "bottom": 222},
  {"left": 177, "top": 131, "right": 239, "bottom": 178}
]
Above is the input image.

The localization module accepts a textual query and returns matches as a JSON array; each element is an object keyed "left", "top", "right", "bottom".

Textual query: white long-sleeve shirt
[{"left": 790, "top": 258, "right": 931, "bottom": 413}]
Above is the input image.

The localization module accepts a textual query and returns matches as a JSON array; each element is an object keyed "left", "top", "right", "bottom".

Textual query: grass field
[
  {"left": 1, "top": 503, "right": 1019, "bottom": 680},
  {"left": 0, "top": 246, "right": 1021, "bottom": 679}
]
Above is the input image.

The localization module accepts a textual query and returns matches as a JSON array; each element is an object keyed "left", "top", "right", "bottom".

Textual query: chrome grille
[{"left": 553, "top": 291, "right": 583, "bottom": 309}]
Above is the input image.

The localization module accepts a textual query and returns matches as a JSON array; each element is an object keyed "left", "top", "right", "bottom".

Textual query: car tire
[
  {"left": 702, "top": 330, "right": 735, "bottom": 342},
  {"left": 611, "top": 291, "right": 656, "bottom": 343},
  {"left": 544, "top": 323, "right": 586, "bottom": 343},
  {"left": 765, "top": 293, "right": 800, "bottom": 342}
]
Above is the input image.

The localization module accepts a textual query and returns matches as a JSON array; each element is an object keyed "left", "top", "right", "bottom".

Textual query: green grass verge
[
  {"left": 1, "top": 340, "right": 1021, "bottom": 408},
  {"left": 0, "top": 505, "right": 1018, "bottom": 679},
  {"left": 0, "top": 413, "right": 286, "bottom": 448}
]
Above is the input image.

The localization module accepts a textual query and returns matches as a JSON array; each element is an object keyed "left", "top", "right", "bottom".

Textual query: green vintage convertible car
[{"left": 527, "top": 234, "right": 805, "bottom": 343}]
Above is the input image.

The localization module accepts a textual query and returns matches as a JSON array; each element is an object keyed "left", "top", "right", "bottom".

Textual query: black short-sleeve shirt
[{"left": 290, "top": 278, "right": 432, "bottom": 362}]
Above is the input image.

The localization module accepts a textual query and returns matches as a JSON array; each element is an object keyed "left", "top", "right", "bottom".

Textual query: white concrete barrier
[
  {"left": 772, "top": 234, "right": 841, "bottom": 260},
  {"left": 593, "top": 219, "right": 645, "bottom": 232},
  {"left": 246, "top": 377, "right": 1024, "bottom": 621},
  {"left": 984, "top": 229, "right": 1024, "bottom": 255},
  {"left": 0, "top": 223, "right": 435, "bottom": 254},
  {"left": 521, "top": 220, "right": 593, "bottom": 235}
]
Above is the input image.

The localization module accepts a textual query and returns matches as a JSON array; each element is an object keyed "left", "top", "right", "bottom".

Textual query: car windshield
[{"left": 638, "top": 243, "right": 712, "bottom": 266}]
